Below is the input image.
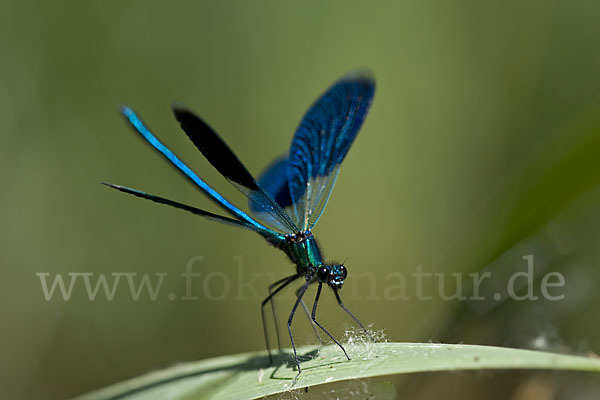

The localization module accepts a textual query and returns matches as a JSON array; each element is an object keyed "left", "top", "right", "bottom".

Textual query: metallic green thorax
[{"left": 272, "top": 231, "right": 323, "bottom": 274}]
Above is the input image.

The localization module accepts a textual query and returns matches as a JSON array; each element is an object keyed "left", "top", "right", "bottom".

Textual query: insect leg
[
  {"left": 288, "top": 279, "right": 310, "bottom": 384},
  {"left": 311, "top": 283, "right": 350, "bottom": 359},
  {"left": 261, "top": 274, "right": 298, "bottom": 364},
  {"left": 268, "top": 277, "right": 289, "bottom": 352},
  {"left": 296, "top": 286, "right": 323, "bottom": 344},
  {"left": 333, "top": 289, "right": 373, "bottom": 341}
]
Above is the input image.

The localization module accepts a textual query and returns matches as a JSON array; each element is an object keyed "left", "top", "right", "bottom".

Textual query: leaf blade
[{"left": 74, "top": 342, "right": 600, "bottom": 400}]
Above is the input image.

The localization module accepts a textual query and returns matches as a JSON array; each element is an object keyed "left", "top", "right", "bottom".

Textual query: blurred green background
[{"left": 2, "top": 1, "right": 600, "bottom": 399}]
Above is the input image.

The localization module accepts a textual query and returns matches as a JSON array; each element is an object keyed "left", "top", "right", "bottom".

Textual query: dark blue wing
[
  {"left": 172, "top": 105, "right": 299, "bottom": 234},
  {"left": 119, "top": 106, "right": 283, "bottom": 239},
  {"left": 287, "top": 71, "right": 375, "bottom": 230},
  {"left": 249, "top": 156, "right": 297, "bottom": 232}
]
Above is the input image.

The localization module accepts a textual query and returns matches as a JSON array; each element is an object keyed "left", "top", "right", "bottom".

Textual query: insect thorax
[{"left": 282, "top": 230, "right": 323, "bottom": 274}]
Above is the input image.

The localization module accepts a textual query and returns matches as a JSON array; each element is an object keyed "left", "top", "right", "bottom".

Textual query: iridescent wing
[
  {"left": 116, "top": 106, "right": 284, "bottom": 240},
  {"left": 249, "top": 156, "right": 297, "bottom": 232},
  {"left": 287, "top": 71, "right": 375, "bottom": 230},
  {"left": 172, "top": 105, "right": 299, "bottom": 234}
]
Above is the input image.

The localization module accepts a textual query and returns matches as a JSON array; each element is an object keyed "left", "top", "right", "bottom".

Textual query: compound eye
[
  {"left": 317, "top": 266, "right": 330, "bottom": 281},
  {"left": 339, "top": 265, "right": 348, "bottom": 280}
]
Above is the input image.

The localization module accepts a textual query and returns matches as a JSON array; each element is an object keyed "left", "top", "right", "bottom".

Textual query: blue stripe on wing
[
  {"left": 287, "top": 71, "right": 376, "bottom": 229},
  {"left": 120, "top": 106, "right": 282, "bottom": 238}
]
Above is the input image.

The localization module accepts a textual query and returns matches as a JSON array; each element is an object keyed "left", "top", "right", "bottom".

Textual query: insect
[{"left": 105, "top": 71, "right": 375, "bottom": 382}]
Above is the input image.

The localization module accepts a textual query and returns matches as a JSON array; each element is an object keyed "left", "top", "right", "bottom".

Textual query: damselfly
[{"left": 105, "top": 71, "right": 376, "bottom": 382}]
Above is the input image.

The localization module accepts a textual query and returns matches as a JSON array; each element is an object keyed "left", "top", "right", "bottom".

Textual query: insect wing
[{"left": 287, "top": 72, "right": 375, "bottom": 230}]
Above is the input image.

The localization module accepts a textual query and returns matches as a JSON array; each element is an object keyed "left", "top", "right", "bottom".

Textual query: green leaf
[{"left": 75, "top": 342, "right": 600, "bottom": 400}]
